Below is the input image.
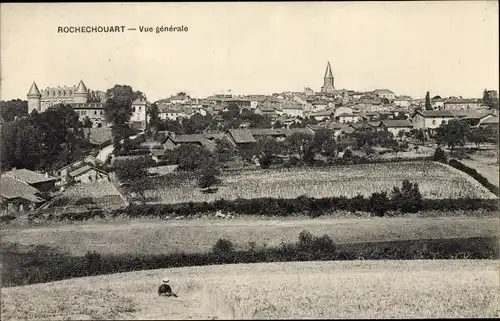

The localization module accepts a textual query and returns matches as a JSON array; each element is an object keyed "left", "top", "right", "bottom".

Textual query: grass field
[
  {"left": 141, "top": 161, "right": 497, "bottom": 204},
  {"left": 1, "top": 260, "right": 498, "bottom": 320},
  {"left": 2, "top": 216, "right": 498, "bottom": 256}
]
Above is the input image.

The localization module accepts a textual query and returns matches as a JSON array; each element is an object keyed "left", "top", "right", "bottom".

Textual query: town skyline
[{"left": 1, "top": 2, "right": 498, "bottom": 102}]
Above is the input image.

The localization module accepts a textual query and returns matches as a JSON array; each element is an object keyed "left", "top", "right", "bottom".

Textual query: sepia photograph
[{"left": 0, "top": 1, "right": 499, "bottom": 320}]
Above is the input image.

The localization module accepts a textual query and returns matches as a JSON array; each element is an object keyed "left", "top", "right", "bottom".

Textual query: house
[
  {"left": 158, "top": 106, "right": 188, "bottom": 121},
  {"left": 83, "top": 126, "right": 113, "bottom": 148},
  {"left": 254, "top": 105, "right": 279, "bottom": 118},
  {"left": 1, "top": 168, "right": 58, "bottom": 193},
  {"left": 411, "top": 110, "right": 456, "bottom": 130},
  {"left": 0, "top": 176, "right": 45, "bottom": 212},
  {"left": 394, "top": 96, "right": 412, "bottom": 108},
  {"left": 336, "top": 113, "right": 361, "bottom": 124},
  {"left": 56, "top": 155, "right": 104, "bottom": 184},
  {"left": 227, "top": 129, "right": 257, "bottom": 147},
  {"left": 373, "top": 89, "right": 396, "bottom": 101},
  {"left": 443, "top": 99, "right": 481, "bottom": 111},
  {"left": 431, "top": 98, "right": 445, "bottom": 110},
  {"left": 310, "top": 110, "right": 334, "bottom": 122},
  {"left": 280, "top": 103, "right": 304, "bottom": 118},
  {"left": 163, "top": 134, "right": 217, "bottom": 152},
  {"left": 249, "top": 128, "right": 290, "bottom": 142},
  {"left": 379, "top": 119, "right": 413, "bottom": 136},
  {"left": 130, "top": 97, "right": 148, "bottom": 129},
  {"left": 459, "top": 112, "right": 495, "bottom": 127},
  {"left": 68, "top": 165, "right": 109, "bottom": 184},
  {"left": 479, "top": 116, "right": 499, "bottom": 129}
]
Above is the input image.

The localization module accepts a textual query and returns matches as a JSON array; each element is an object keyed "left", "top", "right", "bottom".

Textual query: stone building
[{"left": 320, "top": 61, "right": 335, "bottom": 94}]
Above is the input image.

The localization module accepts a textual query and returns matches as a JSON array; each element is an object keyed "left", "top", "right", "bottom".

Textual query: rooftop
[
  {"left": 381, "top": 119, "right": 413, "bottom": 128},
  {"left": 3, "top": 168, "right": 57, "bottom": 185},
  {"left": 0, "top": 176, "right": 44, "bottom": 203}
]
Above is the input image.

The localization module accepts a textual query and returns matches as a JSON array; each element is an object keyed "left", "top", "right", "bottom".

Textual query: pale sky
[{"left": 1, "top": 2, "right": 498, "bottom": 102}]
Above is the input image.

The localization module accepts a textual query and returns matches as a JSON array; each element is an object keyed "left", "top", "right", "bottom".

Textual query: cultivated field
[
  {"left": 49, "top": 181, "right": 125, "bottom": 210},
  {"left": 2, "top": 216, "right": 497, "bottom": 256},
  {"left": 2, "top": 260, "right": 498, "bottom": 320},
  {"left": 143, "top": 161, "right": 497, "bottom": 204}
]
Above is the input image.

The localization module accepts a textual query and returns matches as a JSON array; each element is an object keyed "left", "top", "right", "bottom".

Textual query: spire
[
  {"left": 324, "top": 61, "right": 333, "bottom": 79},
  {"left": 75, "top": 80, "right": 88, "bottom": 94},
  {"left": 27, "top": 82, "right": 41, "bottom": 96}
]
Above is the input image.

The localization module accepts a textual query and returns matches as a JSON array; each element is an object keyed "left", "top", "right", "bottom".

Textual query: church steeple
[
  {"left": 324, "top": 61, "right": 334, "bottom": 79},
  {"left": 321, "top": 61, "right": 335, "bottom": 94}
]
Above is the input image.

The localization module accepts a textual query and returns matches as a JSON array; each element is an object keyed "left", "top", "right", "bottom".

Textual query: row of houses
[{"left": 0, "top": 156, "right": 110, "bottom": 213}]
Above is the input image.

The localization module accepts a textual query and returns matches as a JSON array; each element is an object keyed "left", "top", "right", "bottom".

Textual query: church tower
[
  {"left": 27, "top": 82, "right": 41, "bottom": 113},
  {"left": 74, "top": 80, "right": 89, "bottom": 103},
  {"left": 321, "top": 61, "right": 335, "bottom": 94}
]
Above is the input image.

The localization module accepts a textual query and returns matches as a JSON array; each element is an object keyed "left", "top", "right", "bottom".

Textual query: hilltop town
[{"left": 0, "top": 61, "right": 499, "bottom": 214}]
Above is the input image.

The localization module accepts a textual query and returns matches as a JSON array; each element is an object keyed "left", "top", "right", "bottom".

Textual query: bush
[
  {"left": 448, "top": 159, "right": 499, "bottom": 196},
  {"left": 369, "top": 191, "right": 390, "bottom": 217},
  {"left": 391, "top": 180, "right": 423, "bottom": 213},
  {"left": 433, "top": 147, "right": 448, "bottom": 163},
  {"left": 343, "top": 149, "right": 353, "bottom": 159}
]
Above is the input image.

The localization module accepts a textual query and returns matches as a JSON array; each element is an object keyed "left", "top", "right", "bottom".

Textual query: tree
[
  {"left": 381, "top": 97, "right": 390, "bottom": 105},
  {"left": 432, "top": 95, "right": 442, "bottom": 100},
  {"left": 173, "top": 144, "right": 213, "bottom": 171},
  {"left": 0, "top": 99, "right": 28, "bottom": 121},
  {"left": 148, "top": 102, "right": 160, "bottom": 131},
  {"left": 286, "top": 132, "right": 314, "bottom": 160},
  {"left": 113, "top": 155, "right": 153, "bottom": 181},
  {"left": 467, "top": 127, "right": 489, "bottom": 148},
  {"left": 432, "top": 146, "right": 447, "bottom": 163},
  {"left": 434, "top": 119, "right": 470, "bottom": 150},
  {"left": 197, "top": 157, "right": 222, "bottom": 190},
  {"left": 425, "top": 91, "right": 432, "bottom": 110},
  {"left": 214, "top": 138, "right": 237, "bottom": 163},
  {"left": 104, "top": 85, "right": 143, "bottom": 154},
  {"left": 483, "top": 89, "right": 499, "bottom": 109},
  {"left": 369, "top": 191, "right": 389, "bottom": 217},
  {"left": 83, "top": 116, "right": 93, "bottom": 128},
  {"left": 391, "top": 180, "right": 422, "bottom": 213}
]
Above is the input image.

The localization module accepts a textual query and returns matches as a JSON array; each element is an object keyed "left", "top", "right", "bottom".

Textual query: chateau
[{"left": 27, "top": 80, "right": 148, "bottom": 129}]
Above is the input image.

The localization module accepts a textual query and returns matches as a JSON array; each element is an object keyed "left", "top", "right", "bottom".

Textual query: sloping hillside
[{"left": 2, "top": 260, "right": 498, "bottom": 320}]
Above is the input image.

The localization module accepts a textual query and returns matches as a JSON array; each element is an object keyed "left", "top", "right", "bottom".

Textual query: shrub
[
  {"left": 74, "top": 197, "right": 95, "bottom": 206},
  {"left": 433, "top": 147, "right": 448, "bottom": 163},
  {"left": 391, "top": 179, "right": 423, "bottom": 213},
  {"left": 212, "top": 238, "right": 234, "bottom": 255},
  {"left": 448, "top": 159, "right": 499, "bottom": 196},
  {"left": 343, "top": 149, "right": 353, "bottom": 159},
  {"left": 369, "top": 191, "right": 390, "bottom": 217}
]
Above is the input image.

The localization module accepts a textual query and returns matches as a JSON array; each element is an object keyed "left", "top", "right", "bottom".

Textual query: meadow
[
  {"left": 142, "top": 161, "right": 497, "bottom": 204},
  {"left": 1, "top": 260, "right": 498, "bottom": 320},
  {"left": 2, "top": 216, "right": 497, "bottom": 256}
]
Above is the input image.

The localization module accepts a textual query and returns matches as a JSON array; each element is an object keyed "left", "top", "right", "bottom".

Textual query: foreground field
[
  {"left": 143, "top": 161, "right": 497, "bottom": 204},
  {"left": 2, "top": 260, "right": 498, "bottom": 320},
  {"left": 2, "top": 216, "right": 498, "bottom": 256}
]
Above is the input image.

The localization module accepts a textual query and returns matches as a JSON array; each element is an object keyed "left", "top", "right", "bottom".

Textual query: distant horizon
[{"left": 1, "top": 2, "right": 498, "bottom": 102}]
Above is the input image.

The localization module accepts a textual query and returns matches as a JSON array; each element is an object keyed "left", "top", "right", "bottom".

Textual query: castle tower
[
  {"left": 74, "top": 80, "right": 89, "bottom": 103},
  {"left": 27, "top": 82, "right": 41, "bottom": 113},
  {"left": 321, "top": 61, "right": 335, "bottom": 94}
]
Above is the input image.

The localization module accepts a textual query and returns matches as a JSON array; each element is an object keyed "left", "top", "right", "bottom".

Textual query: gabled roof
[
  {"left": 169, "top": 134, "right": 216, "bottom": 151},
  {"left": 480, "top": 116, "right": 499, "bottom": 125},
  {"left": 68, "top": 165, "right": 107, "bottom": 178},
  {"left": 0, "top": 177, "right": 44, "bottom": 203},
  {"left": 3, "top": 169, "right": 57, "bottom": 185},
  {"left": 380, "top": 119, "right": 413, "bottom": 128},
  {"left": 228, "top": 129, "right": 257, "bottom": 144},
  {"left": 413, "top": 110, "right": 455, "bottom": 118},
  {"left": 57, "top": 155, "right": 103, "bottom": 172},
  {"left": 337, "top": 113, "right": 357, "bottom": 118}
]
